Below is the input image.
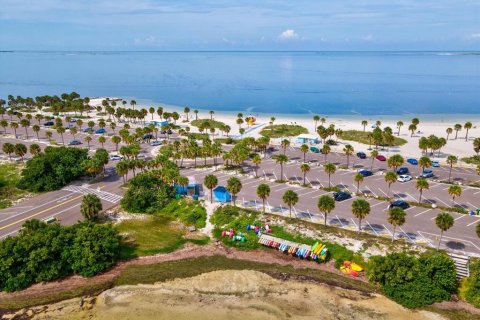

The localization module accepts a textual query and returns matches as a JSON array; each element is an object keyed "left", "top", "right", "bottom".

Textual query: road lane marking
[
  {"left": 414, "top": 209, "right": 432, "bottom": 217},
  {"left": 0, "top": 194, "right": 84, "bottom": 232}
]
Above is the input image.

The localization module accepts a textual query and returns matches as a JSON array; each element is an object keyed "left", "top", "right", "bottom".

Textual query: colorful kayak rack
[{"left": 258, "top": 234, "right": 328, "bottom": 262}]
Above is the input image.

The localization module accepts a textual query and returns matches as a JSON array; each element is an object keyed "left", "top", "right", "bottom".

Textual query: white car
[
  {"left": 109, "top": 154, "right": 124, "bottom": 161},
  {"left": 397, "top": 174, "right": 412, "bottom": 182},
  {"left": 150, "top": 140, "right": 162, "bottom": 146}
]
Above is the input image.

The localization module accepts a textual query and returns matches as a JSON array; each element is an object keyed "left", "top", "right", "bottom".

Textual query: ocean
[{"left": 0, "top": 51, "right": 478, "bottom": 116}]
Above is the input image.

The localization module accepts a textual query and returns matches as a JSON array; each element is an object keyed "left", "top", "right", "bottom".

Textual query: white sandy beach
[{"left": 89, "top": 98, "right": 480, "bottom": 165}]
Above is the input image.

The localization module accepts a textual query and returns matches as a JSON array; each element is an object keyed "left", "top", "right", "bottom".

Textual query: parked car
[
  {"left": 167, "top": 129, "right": 173, "bottom": 134},
  {"left": 63, "top": 124, "right": 74, "bottom": 129},
  {"left": 68, "top": 140, "right": 82, "bottom": 145},
  {"left": 397, "top": 174, "right": 412, "bottom": 182},
  {"left": 333, "top": 192, "right": 352, "bottom": 201},
  {"left": 95, "top": 128, "right": 106, "bottom": 134},
  {"left": 70, "top": 118, "right": 77, "bottom": 123},
  {"left": 358, "top": 169, "right": 373, "bottom": 177},
  {"left": 109, "top": 154, "right": 123, "bottom": 161},
  {"left": 143, "top": 133, "right": 154, "bottom": 140},
  {"left": 407, "top": 158, "right": 418, "bottom": 165},
  {"left": 420, "top": 169, "right": 434, "bottom": 178},
  {"left": 397, "top": 167, "right": 409, "bottom": 175},
  {"left": 43, "top": 121, "right": 54, "bottom": 126},
  {"left": 150, "top": 140, "right": 162, "bottom": 146},
  {"left": 389, "top": 200, "right": 410, "bottom": 210},
  {"left": 310, "top": 146, "right": 320, "bottom": 153},
  {"left": 326, "top": 139, "right": 337, "bottom": 146},
  {"left": 431, "top": 161, "right": 440, "bottom": 167},
  {"left": 376, "top": 155, "right": 387, "bottom": 161},
  {"left": 356, "top": 152, "right": 366, "bottom": 159},
  {"left": 83, "top": 128, "right": 93, "bottom": 133}
]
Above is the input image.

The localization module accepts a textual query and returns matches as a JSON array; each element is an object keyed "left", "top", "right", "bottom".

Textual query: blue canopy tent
[
  {"left": 149, "top": 120, "right": 169, "bottom": 127},
  {"left": 175, "top": 183, "right": 200, "bottom": 196},
  {"left": 213, "top": 186, "right": 231, "bottom": 203}
]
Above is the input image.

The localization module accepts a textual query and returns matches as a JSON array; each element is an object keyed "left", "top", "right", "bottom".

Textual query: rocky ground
[{"left": 4, "top": 270, "right": 446, "bottom": 320}]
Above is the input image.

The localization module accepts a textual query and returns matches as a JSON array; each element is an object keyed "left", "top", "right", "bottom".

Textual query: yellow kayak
[{"left": 344, "top": 261, "right": 363, "bottom": 272}]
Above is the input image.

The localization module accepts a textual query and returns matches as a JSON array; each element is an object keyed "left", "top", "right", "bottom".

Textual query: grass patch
[
  {"left": 0, "top": 163, "right": 27, "bottom": 209},
  {"left": 338, "top": 130, "right": 407, "bottom": 146},
  {"left": 114, "top": 255, "right": 376, "bottom": 292},
  {"left": 260, "top": 124, "right": 308, "bottom": 138},
  {"left": 181, "top": 132, "right": 210, "bottom": 140},
  {"left": 158, "top": 198, "right": 207, "bottom": 228},
  {"left": 115, "top": 215, "right": 187, "bottom": 258},
  {"left": 191, "top": 118, "right": 226, "bottom": 129},
  {"left": 461, "top": 155, "right": 480, "bottom": 166}
]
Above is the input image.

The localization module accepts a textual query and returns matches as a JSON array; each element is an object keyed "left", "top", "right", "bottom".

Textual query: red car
[{"left": 376, "top": 155, "right": 387, "bottom": 161}]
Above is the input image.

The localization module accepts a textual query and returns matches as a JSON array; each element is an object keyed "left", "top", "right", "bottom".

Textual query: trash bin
[{"left": 192, "top": 195, "right": 199, "bottom": 201}]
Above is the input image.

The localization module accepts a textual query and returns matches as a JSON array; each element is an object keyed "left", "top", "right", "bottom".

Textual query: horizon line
[{"left": 2, "top": 49, "right": 480, "bottom": 53}]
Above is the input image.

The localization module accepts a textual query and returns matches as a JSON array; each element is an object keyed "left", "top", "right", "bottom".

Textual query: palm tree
[
  {"left": 446, "top": 127, "right": 453, "bottom": 140},
  {"left": 477, "top": 222, "right": 480, "bottom": 239},
  {"left": 317, "top": 195, "right": 335, "bottom": 226},
  {"left": 204, "top": 174, "right": 218, "bottom": 204},
  {"left": 447, "top": 185, "right": 462, "bottom": 206},
  {"left": 352, "top": 199, "right": 370, "bottom": 232},
  {"left": 370, "top": 150, "right": 378, "bottom": 171},
  {"left": 14, "top": 143, "right": 27, "bottom": 160},
  {"left": 313, "top": 115, "right": 320, "bottom": 130},
  {"left": 396, "top": 121, "right": 404, "bottom": 136},
  {"left": 408, "top": 123, "right": 417, "bottom": 137},
  {"left": 300, "top": 144, "right": 309, "bottom": 162},
  {"left": 56, "top": 127, "right": 66, "bottom": 145},
  {"left": 387, "top": 154, "right": 404, "bottom": 172},
  {"left": 20, "top": 119, "right": 30, "bottom": 139},
  {"left": 252, "top": 154, "right": 261, "bottom": 177},
  {"left": 322, "top": 144, "right": 330, "bottom": 163},
  {"left": 257, "top": 183, "right": 271, "bottom": 213},
  {"left": 361, "top": 120, "right": 368, "bottom": 132},
  {"left": 388, "top": 207, "right": 406, "bottom": 242},
  {"left": 226, "top": 176, "right": 242, "bottom": 206},
  {"left": 29, "top": 143, "right": 41, "bottom": 156},
  {"left": 283, "top": 190, "right": 299, "bottom": 218},
  {"left": 453, "top": 123, "right": 462, "bottom": 139},
  {"left": 130, "top": 100, "right": 137, "bottom": 110},
  {"left": 10, "top": 122, "right": 18, "bottom": 138},
  {"left": 354, "top": 173, "right": 364, "bottom": 193},
  {"left": 110, "top": 122, "right": 116, "bottom": 134},
  {"left": 80, "top": 194, "right": 103, "bottom": 220},
  {"left": 473, "top": 138, "right": 480, "bottom": 155},
  {"left": 300, "top": 163, "right": 310, "bottom": 186},
  {"left": 435, "top": 213, "right": 454, "bottom": 250},
  {"left": 209, "top": 110, "right": 214, "bottom": 120},
  {"left": 98, "top": 136, "right": 106, "bottom": 148},
  {"left": 0, "top": 119, "right": 7, "bottom": 134},
  {"left": 281, "top": 139, "right": 290, "bottom": 154},
  {"left": 384, "top": 171, "right": 397, "bottom": 197},
  {"left": 273, "top": 153, "right": 288, "bottom": 182},
  {"left": 184, "top": 107, "right": 190, "bottom": 121},
  {"left": 464, "top": 122, "right": 472, "bottom": 141},
  {"left": 193, "top": 109, "right": 199, "bottom": 120},
  {"left": 324, "top": 163, "right": 336, "bottom": 187},
  {"left": 111, "top": 135, "right": 121, "bottom": 151},
  {"left": 416, "top": 178, "right": 429, "bottom": 202},
  {"left": 343, "top": 144, "right": 354, "bottom": 168},
  {"left": 32, "top": 124, "right": 40, "bottom": 141},
  {"left": 45, "top": 130, "right": 52, "bottom": 143},
  {"left": 148, "top": 107, "right": 155, "bottom": 120},
  {"left": 446, "top": 155, "right": 457, "bottom": 182},
  {"left": 69, "top": 127, "right": 77, "bottom": 140},
  {"left": 116, "top": 160, "right": 129, "bottom": 183},
  {"left": 418, "top": 156, "right": 432, "bottom": 173},
  {"left": 2, "top": 143, "right": 14, "bottom": 159},
  {"left": 85, "top": 135, "right": 92, "bottom": 150}
]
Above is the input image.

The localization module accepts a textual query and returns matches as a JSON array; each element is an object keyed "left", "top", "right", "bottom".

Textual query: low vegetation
[
  {"left": 461, "top": 155, "right": 480, "bottom": 166},
  {"left": 0, "top": 220, "right": 121, "bottom": 292},
  {"left": 338, "top": 130, "right": 407, "bottom": 146},
  {"left": 259, "top": 124, "right": 308, "bottom": 138},
  {"left": 0, "top": 163, "right": 27, "bottom": 209},
  {"left": 368, "top": 252, "right": 457, "bottom": 308},
  {"left": 190, "top": 118, "right": 226, "bottom": 129},
  {"left": 460, "top": 258, "right": 480, "bottom": 308},
  {"left": 158, "top": 199, "right": 207, "bottom": 229}
]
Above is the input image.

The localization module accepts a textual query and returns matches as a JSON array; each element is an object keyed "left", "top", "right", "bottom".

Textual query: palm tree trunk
[
  {"left": 358, "top": 218, "right": 362, "bottom": 232},
  {"left": 419, "top": 190, "right": 423, "bottom": 203},
  {"left": 289, "top": 206, "right": 292, "bottom": 218},
  {"left": 347, "top": 155, "right": 349, "bottom": 168},
  {"left": 357, "top": 181, "right": 360, "bottom": 193},
  {"left": 303, "top": 172, "right": 306, "bottom": 185},
  {"left": 324, "top": 213, "right": 327, "bottom": 226},
  {"left": 280, "top": 164, "right": 283, "bottom": 182},
  {"left": 210, "top": 189, "right": 213, "bottom": 204},
  {"left": 328, "top": 175, "right": 331, "bottom": 187},
  {"left": 437, "top": 230, "right": 444, "bottom": 250},
  {"left": 449, "top": 166, "right": 452, "bottom": 182},
  {"left": 262, "top": 199, "right": 265, "bottom": 213},
  {"left": 392, "top": 225, "right": 396, "bottom": 242}
]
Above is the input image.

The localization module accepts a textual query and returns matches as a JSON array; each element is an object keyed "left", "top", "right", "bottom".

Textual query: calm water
[{"left": 0, "top": 51, "right": 479, "bottom": 116}]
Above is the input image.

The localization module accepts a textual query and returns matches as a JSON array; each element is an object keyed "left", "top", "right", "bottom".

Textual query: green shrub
[
  {"left": 159, "top": 199, "right": 207, "bottom": 228},
  {"left": 259, "top": 124, "right": 308, "bottom": 138},
  {"left": 367, "top": 252, "right": 457, "bottom": 308},
  {"left": 18, "top": 146, "right": 88, "bottom": 192},
  {"left": 463, "top": 258, "right": 480, "bottom": 308}
]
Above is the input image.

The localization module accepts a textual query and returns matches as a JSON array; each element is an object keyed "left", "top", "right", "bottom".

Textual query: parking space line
[
  {"left": 366, "top": 221, "right": 379, "bottom": 236},
  {"left": 298, "top": 189, "right": 320, "bottom": 196},
  {"left": 350, "top": 218, "right": 358, "bottom": 229},
  {"left": 467, "top": 219, "right": 480, "bottom": 227},
  {"left": 434, "top": 196, "right": 450, "bottom": 207},
  {"left": 370, "top": 201, "right": 386, "bottom": 208},
  {"left": 454, "top": 215, "right": 466, "bottom": 221},
  {"left": 399, "top": 226, "right": 414, "bottom": 242},
  {"left": 414, "top": 209, "right": 432, "bottom": 217}
]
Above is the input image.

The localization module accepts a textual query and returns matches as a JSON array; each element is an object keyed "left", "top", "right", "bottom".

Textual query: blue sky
[{"left": 1, "top": 0, "right": 479, "bottom": 50}]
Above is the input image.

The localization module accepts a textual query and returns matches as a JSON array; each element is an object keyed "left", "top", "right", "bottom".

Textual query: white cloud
[
  {"left": 361, "top": 34, "right": 373, "bottom": 41},
  {"left": 466, "top": 33, "right": 480, "bottom": 40},
  {"left": 278, "top": 29, "right": 299, "bottom": 41}
]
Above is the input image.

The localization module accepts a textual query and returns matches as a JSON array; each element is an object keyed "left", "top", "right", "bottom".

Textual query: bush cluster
[
  {"left": 121, "top": 172, "right": 175, "bottom": 213},
  {"left": 367, "top": 252, "right": 457, "bottom": 308},
  {"left": 18, "top": 146, "right": 88, "bottom": 192},
  {"left": 159, "top": 199, "right": 207, "bottom": 228},
  {"left": 462, "top": 258, "right": 480, "bottom": 308},
  {"left": 0, "top": 220, "right": 121, "bottom": 292}
]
